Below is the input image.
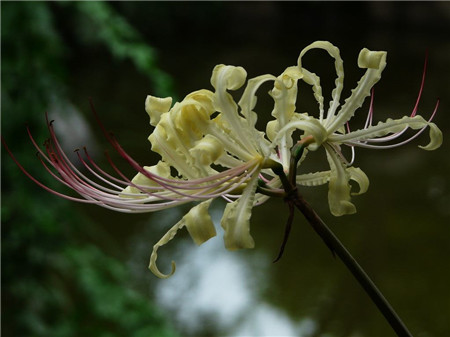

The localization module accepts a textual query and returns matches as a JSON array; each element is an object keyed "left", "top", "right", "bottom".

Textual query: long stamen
[
  {"left": 343, "top": 54, "right": 436, "bottom": 150},
  {"left": 6, "top": 106, "right": 266, "bottom": 212},
  {"left": 106, "top": 129, "right": 254, "bottom": 190},
  {"left": 28, "top": 124, "right": 105, "bottom": 199},
  {"left": 364, "top": 54, "right": 429, "bottom": 144},
  {"left": 87, "top": 100, "right": 266, "bottom": 199},
  {"left": 352, "top": 100, "right": 439, "bottom": 149},
  {"left": 1, "top": 136, "right": 98, "bottom": 204},
  {"left": 411, "top": 51, "right": 428, "bottom": 118},
  {"left": 79, "top": 148, "right": 132, "bottom": 190},
  {"left": 106, "top": 145, "right": 260, "bottom": 200},
  {"left": 43, "top": 121, "right": 135, "bottom": 199},
  {"left": 345, "top": 122, "right": 356, "bottom": 166}
]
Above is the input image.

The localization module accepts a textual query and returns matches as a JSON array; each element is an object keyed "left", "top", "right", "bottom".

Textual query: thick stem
[{"left": 292, "top": 192, "right": 413, "bottom": 337}]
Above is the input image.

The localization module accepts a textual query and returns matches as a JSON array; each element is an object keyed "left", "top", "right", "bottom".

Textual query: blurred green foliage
[
  {"left": 3, "top": 2, "right": 450, "bottom": 337},
  {"left": 68, "top": 1, "right": 174, "bottom": 98},
  {"left": 2, "top": 2, "right": 177, "bottom": 336}
]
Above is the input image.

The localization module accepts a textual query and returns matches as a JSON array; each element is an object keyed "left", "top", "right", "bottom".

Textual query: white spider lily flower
[
  {"left": 136, "top": 66, "right": 279, "bottom": 277},
  {"left": 271, "top": 41, "right": 442, "bottom": 216},
  {"left": 4, "top": 41, "right": 442, "bottom": 278},
  {"left": 6, "top": 64, "right": 285, "bottom": 278}
]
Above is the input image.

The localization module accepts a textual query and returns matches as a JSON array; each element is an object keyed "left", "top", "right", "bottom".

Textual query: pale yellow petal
[
  {"left": 221, "top": 173, "right": 259, "bottom": 250},
  {"left": 347, "top": 167, "right": 370, "bottom": 196},
  {"left": 149, "top": 115, "right": 199, "bottom": 179},
  {"left": 298, "top": 41, "right": 344, "bottom": 121},
  {"left": 185, "top": 199, "right": 216, "bottom": 245},
  {"left": 358, "top": 48, "right": 386, "bottom": 69},
  {"left": 326, "top": 48, "right": 387, "bottom": 134},
  {"left": 269, "top": 66, "right": 303, "bottom": 167},
  {"left": 296, "top": 166, "right": 369, "bottom": 198},
  {"left": 149, "top": 221, "right": 182, "bottom": 279},
  {"left": 273, "top": 114, "right": 328, "bottom": 151},
  {"left": 296, "top": 171, "right": 331, "bottom": 187},
  {"left": 419, "top": 122, "right": 443, "bottom": 151},
  {"left": 266, "top": 120, "right": 279, "bottom": 142},
  {"left": 211, "top": 64, "right": 247, "bottom": 91},
  {"left": 238, "top": 74, "right": 276, "bottom": 128},
  {"left": 300, "top": 69, "right": 325, "bottom": 121},
  {"left": 210, "top": 64, "right": 260, "bottom": 159},
  {"left": 189, "top": 135, "right": 224, "bottom": 166},
  {"left": 149, "top": 200, "right": 215, "bottom": 278},
  {"left": 328, "top": 115, "right": 443, "bottom": 151},
  {"left": 173, "top": 90, "right": 215, "bottom": 141},
  {"left": 149, "top": 92, "right": 218, "bottom": 179},
  {"left": 325, "top": 145, "right": 356, "bottom": 216},
  {"left": 145, "top": 95, "right": 172, "bottom": 126}
]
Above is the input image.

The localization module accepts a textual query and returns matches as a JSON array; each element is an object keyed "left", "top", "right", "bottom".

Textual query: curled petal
[
  {"left": 347, "top": 167, "right": 369, "bottom": 196},
  {"left": 210, "top": 64, "right": 259, "bottom": 160},
  {"left": 239, "top": 74, "right": 276, "bottom": 128},
  {"left": 221, "top": 173, "right": 259, "bottom": 250},
  {"left": 174, "top": 91, "right": 215, "bottom": 134},
  {"left": 266, "top": 120, "right": 280, "bottom": 142},
  {"left": 211, "top": 64, "right": 247, "bottom": 91},
  {"left": 328, "top": 176, "right": 356, "bottom": 216},
  {"left": 326, "top": 48, "right": 387, "bottom": 134},
  {"left": 270, "top": 66, "right": 303, "bottom": 167},
  {"left": 149, "top": 221, "right": 181, "bottom": 279},
  {"left": 272, "top": 114, "right": 328, "bottom": 151},
  {"left": 149, "top": 200, "right": 215, "bottom": 278},
  {"left": 358, "top": 48, "right": 387, "bottom": 69},
  {"left": 145, "top": 95, "right": 173, "bottom": 126},
  {"left": 297, "top": 171, "right": 331, "bottom": 187},
  {"left": 300, "top": 69, "right": 325, "bottom": 121},
  {"left": 149, "top": 92, "right": 219, "bottom": 179},
  {"left": 296, "top": 166, "right": 369, "bottom": 197},
  {"left": 185, "top": 199, "right": 217, "bottom": 245},
  {"left": 298, "top": 41, "right": 344, "bottom": 122},
  {"left": 237, "top": 74, "right": 276, "bottom": 157},
  {"left": 149, "top": 116, "right": 201, "bottom": 179},
  {"left": 419, "top": 122, "right": 442, "bottom": 151},
  {"left": 189, "top": 134, "right": 224, "bottom": 166},
  {"left": 325, "top": 145, "right": 356, "bottom": 216},
  {"left": 174, "top": 92, "right": 214, "bottom": 141},
  {"left": 329, "top": 115, "right": 442, "bottom": 151},
  {"left": 185, "top": 90, "right": 216, "bottom": 114}
]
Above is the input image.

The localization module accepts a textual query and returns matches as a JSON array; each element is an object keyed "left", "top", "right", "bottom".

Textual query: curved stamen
[
  {"left": 1, "top": 136, "right": 98, "bottom": 204},
  {"left": 411, "top": 52, "right": 428, "bottom": 118},
  {"left": 5, "top": 106, "right": 266, "bottom": 213},
  {"left": 360, "top": 55, "right": 429, "bottom": 144},
  {"left": 355, "top": 99, "right": 439, "bottom": 150},
  {"left": 106, "top": 149, "right": 260, "bottom": 201},
  {"left": 345, "top": 122, "right": 356, "bottom": 166}
]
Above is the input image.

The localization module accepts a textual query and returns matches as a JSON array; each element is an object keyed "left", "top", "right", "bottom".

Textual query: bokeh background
[{"left": 2, "top": 2, "right": 450, "bottom": 337}]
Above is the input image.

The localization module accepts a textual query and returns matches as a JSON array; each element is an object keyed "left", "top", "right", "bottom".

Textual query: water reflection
[
  {"left": 3, "top": 2, "right": 450, "bottom": 336},
  {"left": 129, "top": 206, "right": 317, "bottom": 336}
]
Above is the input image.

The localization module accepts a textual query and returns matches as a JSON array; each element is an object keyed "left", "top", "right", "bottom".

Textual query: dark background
[{"left": 2, "top": 2, "right": 450, "bottom": 337}]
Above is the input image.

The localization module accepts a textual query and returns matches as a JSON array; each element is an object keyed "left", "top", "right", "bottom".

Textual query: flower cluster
[{"left": 4, "top": 41, "right": 442, "bottom": 278}]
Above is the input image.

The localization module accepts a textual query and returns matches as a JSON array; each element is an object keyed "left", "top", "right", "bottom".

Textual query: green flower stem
[
  {"left": 274, "top": 140, "right": 413, "bottom": 337},
  {"left": 291, "top": 192, "right": 413, "bottom": 337},
  {"left": 270, "top": 139, "right": 412, "bottom": 336}
]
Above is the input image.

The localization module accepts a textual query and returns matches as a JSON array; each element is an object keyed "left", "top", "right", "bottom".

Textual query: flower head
[
  {"left": 269, "top": 41, "right": 442, "bottom": 216},
  {"left": 3, "top": 41, "right": 442, "bottom": 278}
]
